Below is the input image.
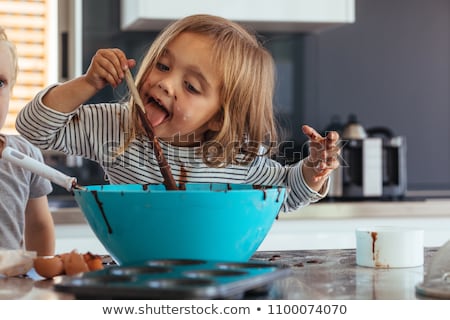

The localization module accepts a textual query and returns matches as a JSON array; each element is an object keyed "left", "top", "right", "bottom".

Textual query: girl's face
[
  {"left": 139, "top": 32, "right": 222, "bottom": 146},
  {"left": 0, "top": 43, "right": 13, "bottom": 130}
]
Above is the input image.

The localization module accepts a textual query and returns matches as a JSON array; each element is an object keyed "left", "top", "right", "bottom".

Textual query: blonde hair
[
  {"left": 0, "top": 26, "right": 18, "bottom": 88},
  {"left": 128, "top": 14, "right": 278, "bottom": 167}
]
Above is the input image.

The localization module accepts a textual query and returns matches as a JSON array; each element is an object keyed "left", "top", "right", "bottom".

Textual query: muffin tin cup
[{"left": 54, "top": 259, "right": 290, "bottom": 299}]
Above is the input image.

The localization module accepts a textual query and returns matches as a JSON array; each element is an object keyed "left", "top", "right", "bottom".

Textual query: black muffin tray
[{"left": 54, "top": 259, "right": 290, "bottom": 299}]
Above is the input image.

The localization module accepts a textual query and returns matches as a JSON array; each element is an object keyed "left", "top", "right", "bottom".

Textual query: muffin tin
[{"left": 54, "top": 259, "right": 290, "bottom": 299}]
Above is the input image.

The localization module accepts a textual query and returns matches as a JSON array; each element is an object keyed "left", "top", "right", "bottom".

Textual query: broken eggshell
[{"left": 33, "top": 255, "right": 65, "bottom": 279}]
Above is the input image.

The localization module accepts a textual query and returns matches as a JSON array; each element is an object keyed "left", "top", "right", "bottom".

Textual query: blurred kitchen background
[
  {"left": 2, "top": 0, "right": 450, "bottom": 197},
  {"left": 4, "top": 0, "right": 450, "bottom": 253}
]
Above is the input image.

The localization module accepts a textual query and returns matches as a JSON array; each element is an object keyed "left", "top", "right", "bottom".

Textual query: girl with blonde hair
[{"left": 16, "top": 14, "right": 339, "bottom": 212}]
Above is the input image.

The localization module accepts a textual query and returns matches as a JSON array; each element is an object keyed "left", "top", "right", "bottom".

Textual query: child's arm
[
  {"left": 0, "top": 135, "right": 5, "bottom": 153},
  {"left": 24, "top": 196, "right": 55, "bottom": 256},
  {"left": 42, "top": 48, "right": 136, "bottom": 113},
  {"left": 301, "top": 125, "right": 340, "bottom": 193}
]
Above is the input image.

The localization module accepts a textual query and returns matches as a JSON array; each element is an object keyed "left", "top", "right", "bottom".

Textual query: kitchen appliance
[{"left": 328, "top": 117, "right": 407, "bottom": 200}]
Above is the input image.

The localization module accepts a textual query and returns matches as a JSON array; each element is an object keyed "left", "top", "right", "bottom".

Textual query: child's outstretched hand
[
  {"left": 85, "top": 48, "right": 136, "bottom": 90},
  {"left": 301, "top": 124, "right": 340, "bottom": 192}
]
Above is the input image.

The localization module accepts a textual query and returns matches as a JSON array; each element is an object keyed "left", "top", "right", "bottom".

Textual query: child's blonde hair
[
  {"left": 128, "top": 14, "right": 278, "bottom": 167},
  {"left": 0, "top": 26, "right": 18, "bottom": 89}
]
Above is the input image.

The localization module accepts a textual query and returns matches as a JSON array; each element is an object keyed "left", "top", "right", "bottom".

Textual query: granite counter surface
[
  {"left": 252, "top": 248, "right": 438, "bottom": 299},
  {"left": 0, "top": 248, "right": 440, "bottom": 300}
]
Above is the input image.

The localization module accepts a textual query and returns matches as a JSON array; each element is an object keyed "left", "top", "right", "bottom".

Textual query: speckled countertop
[
  {"left": 0, "top": 248, "right": 440, "bottom": 300},
  {"left": 252, "top": 248, "right": 439, "bottom": 299}
]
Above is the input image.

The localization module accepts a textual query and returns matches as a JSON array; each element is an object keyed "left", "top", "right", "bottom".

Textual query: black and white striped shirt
[{"left": 16, "top": 86, "right": 326, "bottom": 212}]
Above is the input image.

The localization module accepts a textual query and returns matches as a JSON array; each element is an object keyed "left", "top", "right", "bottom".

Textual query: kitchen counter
[
  {"left": 0, "top": 248, "right": 440, "bottom": 300},
  {"left": 252, "top": 248, "right": 436, "bottom": 299}
]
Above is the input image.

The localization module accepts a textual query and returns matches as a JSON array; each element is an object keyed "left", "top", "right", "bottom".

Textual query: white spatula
[{"left": 1, "top": 146, "right": 81, "bottom": 192}]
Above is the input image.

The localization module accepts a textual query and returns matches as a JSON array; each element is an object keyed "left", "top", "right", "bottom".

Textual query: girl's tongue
[{"left": 146, "top": 103, "right": 169, "bottom": 127}]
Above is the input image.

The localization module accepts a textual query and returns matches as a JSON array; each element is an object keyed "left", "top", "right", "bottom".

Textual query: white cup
[{"left": 355, "top": 226, "right": 424, "bottom": 268}]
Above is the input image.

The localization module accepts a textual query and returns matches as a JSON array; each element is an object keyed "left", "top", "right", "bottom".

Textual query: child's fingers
[
  {"left": 312, "top": 156, "right": 340, "bottom": 182},
  {"left": 326, "top": 130, "right": 340, "bottom": 143},
  {"left": 302, "top": 125, "right": 325, "bottom": 143},
  {"left": 127, "top": 58, "right": 137, "bottom": 70},
  {"left": 101, "top": 49, "right": 127, "bottom": 85},
  {"left": 308, "top": 149, "right": 341, "bottom": 182},
  {"left": 302, "top": 124, "right": 341, "bottom": 180},
  {"left": 313, "top": 168, "right": 333, "bottom": 182},
  {"left": 90, "top": 49, "right": 131, "bottom": 87}
]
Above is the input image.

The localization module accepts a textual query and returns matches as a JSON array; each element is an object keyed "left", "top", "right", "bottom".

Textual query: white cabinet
[
  {"left": 121, "top": 0, "right": 355, "bottom": 33},
  {"left": 55, "top": 224, "right": 108, "bottom": 255},
  {"left": 258, "top": 217, "right": 450, "bottom": 251},
  {"left": 258, "top": 200, "right": 450, "bottom": 251}
]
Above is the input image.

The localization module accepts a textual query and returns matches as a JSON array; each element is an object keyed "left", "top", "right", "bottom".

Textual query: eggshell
[
  {"left": 83, "top": 252, "right": 104, "bottom": 271},
  {"left": 34, "top": 255, "right": 64, "bottom": 279},
  {"left": 63, "top": 250, "right": 89, "bottom": 276}
]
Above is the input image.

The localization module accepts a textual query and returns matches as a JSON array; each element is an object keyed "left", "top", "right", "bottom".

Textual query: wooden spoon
[{"left": 124, "top": 69, "right": 178, "bottom": 190}]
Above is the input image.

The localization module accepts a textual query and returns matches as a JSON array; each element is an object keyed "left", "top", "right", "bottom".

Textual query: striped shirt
[{"left": 16, "top": 85, "right": 327, "bottom": 212}]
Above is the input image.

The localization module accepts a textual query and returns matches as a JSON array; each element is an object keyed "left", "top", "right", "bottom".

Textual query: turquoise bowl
[{"left": 73, "top": 184, "right": 285, "bottom": 265}]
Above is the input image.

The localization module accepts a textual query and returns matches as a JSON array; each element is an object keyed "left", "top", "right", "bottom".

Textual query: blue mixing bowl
[{"left": 73, "top": 183, "right": 285, "bottom": 265}]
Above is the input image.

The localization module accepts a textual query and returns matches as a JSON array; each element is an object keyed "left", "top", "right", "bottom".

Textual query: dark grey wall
[
  {"left": 82, "top": 0, "right": 450, "bottom": 191},
  {"left": 82, "top": 0, "right": 158, "bottom": 104},
  {"left": 303, "top": 0, "right": 450, "bottom": 191}
]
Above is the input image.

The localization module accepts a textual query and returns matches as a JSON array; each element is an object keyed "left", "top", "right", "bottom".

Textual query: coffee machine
[{"left": 328, "top": 116, "right": 407, "bottom": 200}]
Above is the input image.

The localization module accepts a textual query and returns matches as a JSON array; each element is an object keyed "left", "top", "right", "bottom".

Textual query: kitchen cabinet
[
  {"left": 121, "top": 0, "right": 355, "bottom": 33},
  {"left": 259, "top": 200, "right": 450, "bottom": 251}
]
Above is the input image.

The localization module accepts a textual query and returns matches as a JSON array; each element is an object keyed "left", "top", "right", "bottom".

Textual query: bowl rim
[{"left": 74, "top": 183, "right": 286, "bottom": 193}]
